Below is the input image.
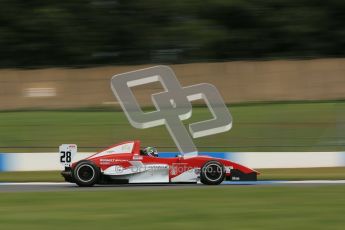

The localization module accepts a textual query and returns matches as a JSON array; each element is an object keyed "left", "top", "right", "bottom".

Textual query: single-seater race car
[{"left": 60, "top": 140, "right": 259, "bottom": 187}]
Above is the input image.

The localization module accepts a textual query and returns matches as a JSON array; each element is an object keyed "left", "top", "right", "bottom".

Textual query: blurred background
[
  {"left": 0, "top": 0, "right": 345, "bottom": 152},
  {"left": 1, "top": 2, "right": 345, "bottom": 229}
]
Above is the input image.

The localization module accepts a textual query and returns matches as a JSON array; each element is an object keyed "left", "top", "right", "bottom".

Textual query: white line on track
[
  {"left": 0, "top": 182, "right": 72, "bottom": 186},
  {"left": 222, "top": 180, "right": 345, "bottom": 185},
  {"left": 0, "top": 180, "right": 345, "bottom": 186},
  {"left": 276, "top": 180, "right": 345, "bottom": 184}
]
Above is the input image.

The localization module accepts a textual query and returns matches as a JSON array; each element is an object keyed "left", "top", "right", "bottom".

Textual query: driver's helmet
[{"left": 142, "top": 146, "right": 158, "bottom": 157}]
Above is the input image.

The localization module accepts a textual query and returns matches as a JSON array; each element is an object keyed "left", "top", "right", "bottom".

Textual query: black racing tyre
[
  {"left": 200, "top": 160, "right": 225, "bottom": 185},
  {"left": 73, "top": 160, "right": 100, "bottom": 187}
]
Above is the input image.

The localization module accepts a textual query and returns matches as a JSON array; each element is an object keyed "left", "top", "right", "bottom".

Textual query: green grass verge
[
  {"left": 0, "top": 101, "right": 344, "bottom": 152},
  {"left": 0, "top": 186, "right": 345, "bottom": 230},
  {"left": 0, "top": 167, "right": 344, "bottom": 182}
]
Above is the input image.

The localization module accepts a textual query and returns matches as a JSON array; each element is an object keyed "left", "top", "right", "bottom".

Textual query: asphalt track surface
[{"left": 1, "top": 180, "right": 345, "bottom": 192}]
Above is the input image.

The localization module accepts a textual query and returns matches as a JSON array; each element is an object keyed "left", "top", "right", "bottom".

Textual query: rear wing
[{"left": 59, "top": 144, "right": 77, "bottom": 167}]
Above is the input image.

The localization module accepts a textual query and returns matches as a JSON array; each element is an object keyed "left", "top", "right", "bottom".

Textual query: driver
[{"left": 140, "top": 146, "right": 158, "bottom": 157}]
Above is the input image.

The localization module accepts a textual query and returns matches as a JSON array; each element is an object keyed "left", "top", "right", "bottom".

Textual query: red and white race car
[{"left": 61, "top": 140, "right": 259, "bottom": 186}]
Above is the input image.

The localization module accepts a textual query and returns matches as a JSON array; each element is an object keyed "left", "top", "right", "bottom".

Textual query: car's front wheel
[
  {"left": 200, "top": 160, "right": 225, "bottom": 185},
  {"left": 73, "top": 160, "right": 100, "bottom": 187}
]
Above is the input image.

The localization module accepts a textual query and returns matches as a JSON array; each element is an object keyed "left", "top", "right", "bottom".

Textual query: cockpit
[{"left": 140, "top": 146, "right": 159, "bottom": 157}]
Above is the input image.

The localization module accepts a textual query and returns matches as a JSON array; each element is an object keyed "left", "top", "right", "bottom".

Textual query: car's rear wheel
[
  {"left": 73, "top": 160, "right": 99, "bottom": 187},
  {"left": 200, "top": 160, "right": 225, "bottom": 185}
]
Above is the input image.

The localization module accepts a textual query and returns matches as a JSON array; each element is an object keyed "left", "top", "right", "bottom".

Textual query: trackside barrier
[{"left": 0, "top": 152, "right": 345, "bottom": 172}]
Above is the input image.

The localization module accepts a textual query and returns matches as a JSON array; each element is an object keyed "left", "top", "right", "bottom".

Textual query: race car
[{"left": 60, "top": 140, "right": 259, "bottom": 186}]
